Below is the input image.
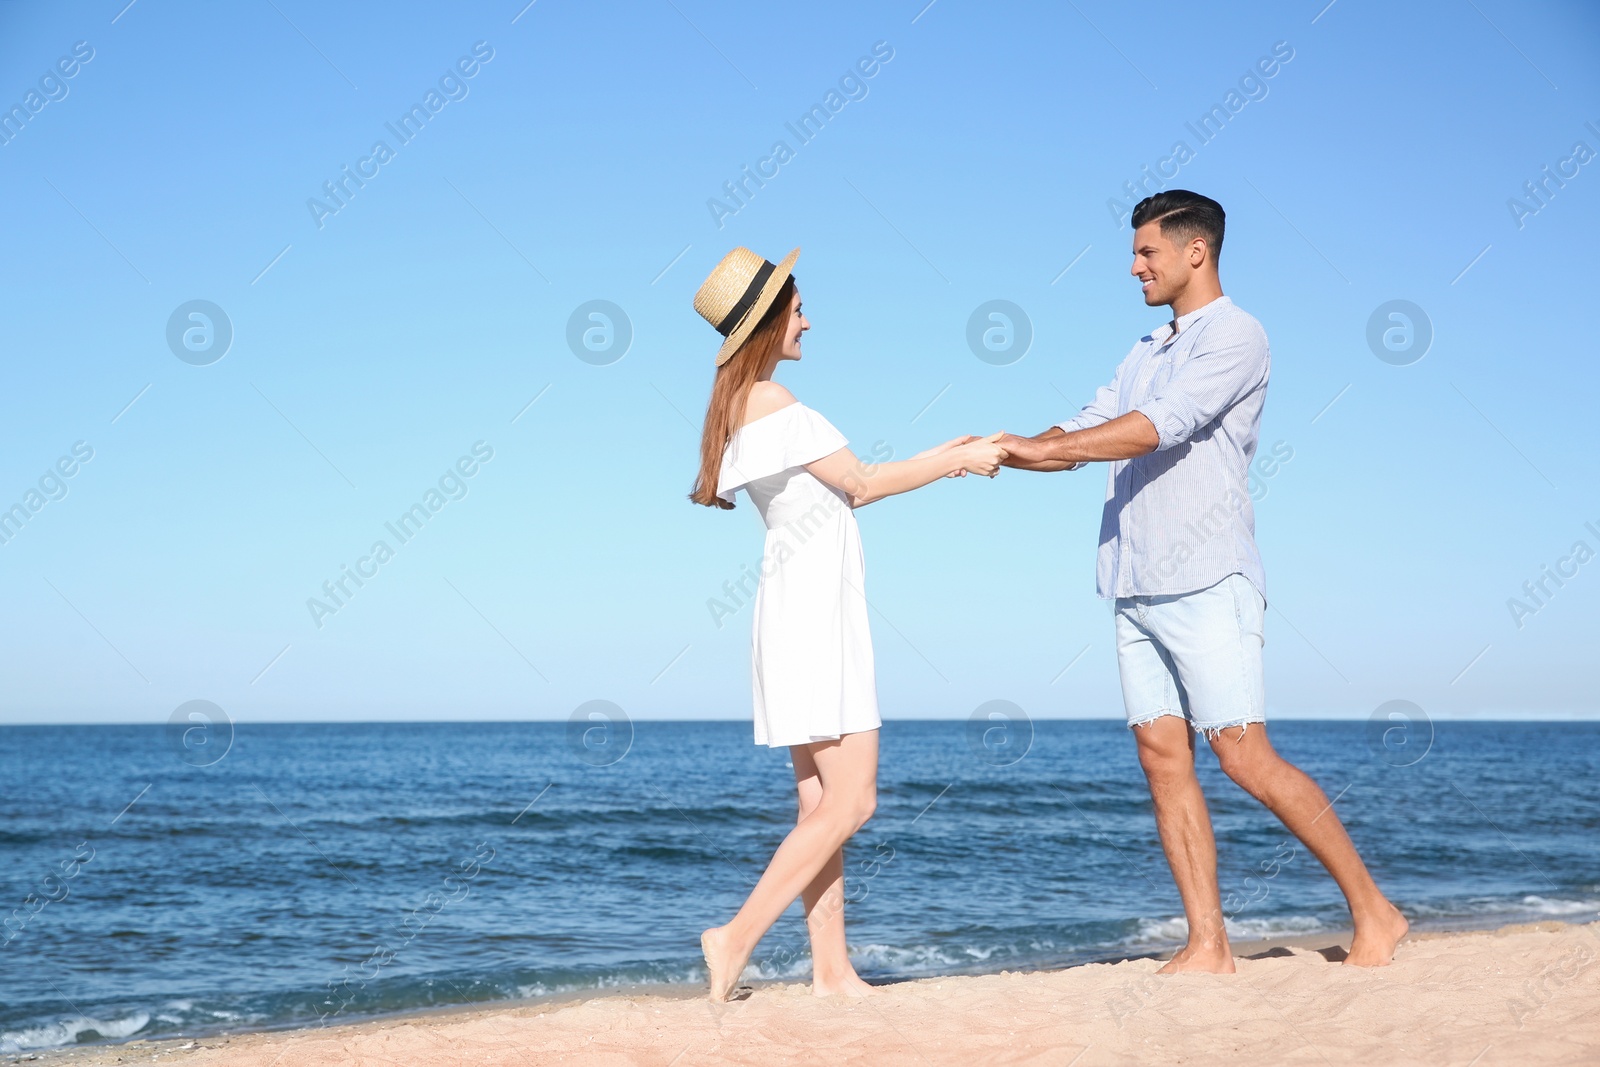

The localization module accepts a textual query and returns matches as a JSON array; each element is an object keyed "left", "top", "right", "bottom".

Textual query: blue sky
[{"left": 0, "top": 0, "right": 1595, "bottom": 725}]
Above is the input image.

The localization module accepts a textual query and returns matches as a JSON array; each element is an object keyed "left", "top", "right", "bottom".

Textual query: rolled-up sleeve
[
  {"left": 1056, "top": 345, "right": 1139, "bottom": 434},
  {"left": 1056, "top": 380, "right": 1119, "bottom": 434},
  {"left": 1134, "top": 317, "right": 1269, "bottom": 451}
]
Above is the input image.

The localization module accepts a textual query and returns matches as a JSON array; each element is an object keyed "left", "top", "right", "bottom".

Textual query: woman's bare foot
[
  {"left": 1157, "top": 939, "right": 1236, "bottom": 974},
  {"left": 812, "top": 968, "right": 874, "bottom": 998},
  {"left": 701, "top": 926, "right": 751, "bottom": 1001},
  {"left": 1344, "top": 902, "right": 1409, "bottom": 967}
]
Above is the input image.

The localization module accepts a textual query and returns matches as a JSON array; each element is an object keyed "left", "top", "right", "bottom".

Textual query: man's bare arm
[{"left": 999, "top": 412, "right": 1160, "bottom": 471}]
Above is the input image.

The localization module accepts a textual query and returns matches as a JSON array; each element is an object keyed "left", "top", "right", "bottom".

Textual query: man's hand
[
  {"left": 998, "top": 428, "right": 1078, "bottom": 471},
  {"left": 999, "top": 414, "right": 1160, "bottom": 471},
  {"left": 997, "top": 432, "right": 1048, "bottom": 465}
]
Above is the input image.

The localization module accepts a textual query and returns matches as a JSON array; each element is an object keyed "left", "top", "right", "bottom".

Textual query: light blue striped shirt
[{"left": 1056, "top": 295, "right": 1270, "bottom": 600}]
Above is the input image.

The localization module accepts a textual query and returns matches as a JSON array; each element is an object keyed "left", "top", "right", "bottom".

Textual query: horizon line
[{"left": 4, "top": 714, "right": 1599, "bottom": 727}]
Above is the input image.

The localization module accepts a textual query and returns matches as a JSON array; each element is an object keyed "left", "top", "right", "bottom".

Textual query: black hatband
[{"left": 715, "top": 260, "right": 777, "bottom": 336}]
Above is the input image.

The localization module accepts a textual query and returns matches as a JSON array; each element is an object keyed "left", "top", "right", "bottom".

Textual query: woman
[{"left": 688, "top": 246, "right": 1007, "bottom": 1001}]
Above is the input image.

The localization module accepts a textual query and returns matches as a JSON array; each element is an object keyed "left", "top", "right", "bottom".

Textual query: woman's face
[{"left": 778, "top": 289, "right": 809, "bottom": 361}]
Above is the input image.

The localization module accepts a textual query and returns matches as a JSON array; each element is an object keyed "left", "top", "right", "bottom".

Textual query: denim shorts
[{"left": 1113, "top": 572, "right": 1266, "bottom": 739}]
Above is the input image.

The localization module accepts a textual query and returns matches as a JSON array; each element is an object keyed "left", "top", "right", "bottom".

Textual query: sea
[{"left": 2, "top": 719, "right": 1597, "bottom": 1054}]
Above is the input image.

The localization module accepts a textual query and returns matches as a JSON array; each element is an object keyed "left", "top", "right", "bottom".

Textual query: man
[{"left": 1000, "top": 190, "right": 1407, "bottom": 970}]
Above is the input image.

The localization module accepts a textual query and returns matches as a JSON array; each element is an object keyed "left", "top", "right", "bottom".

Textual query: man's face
[{"left": 1129, "top": 222, "right": 1194, "bottom": 308}]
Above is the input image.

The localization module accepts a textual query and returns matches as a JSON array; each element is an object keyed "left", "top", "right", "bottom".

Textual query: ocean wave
[
  {"left": 750, "top": 939, "right": 1057, "bottom": 982},
  {"left": 1127, "top": 917, "right": 1190, "bottom": 945},
  {"left": 1120, "top": 895, "right": 1600, "bottom": 953},
  {"left": 0, "top": 1012, "right": 151, "bottom": 1054},
  {"left": 514, "top": 965, "right": 705, "bottom": 1000},
  {"left": 849, "top": 942, "right": 983, "bottom": 974},
  {"left": 1226, "top": 915, "right": 1328, "bottom": 940},
  {"left": 1124, "top": 913, "right": 1331, "bottom": 949},
  {"left": 1406, "top": 895, "right": 1600, "bottom": 921},
  {"left": 1521, "top": 896, "right": 1600, "bottom": 916}
]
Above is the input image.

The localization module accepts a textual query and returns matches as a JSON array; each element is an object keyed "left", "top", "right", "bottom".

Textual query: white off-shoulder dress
[{"left": 717, "top": 402, "right": 881, "bottom": 748}]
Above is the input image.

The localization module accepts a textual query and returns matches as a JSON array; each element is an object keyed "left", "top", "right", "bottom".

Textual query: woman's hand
[
  {"left": 913, "top": 435, "right": 978, "bottom": 475},
  {"left": 954, "top": 432, "right": 1008, "bottom": 478}
]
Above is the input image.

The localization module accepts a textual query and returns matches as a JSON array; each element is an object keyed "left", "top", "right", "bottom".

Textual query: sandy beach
[{"left": 17, "top": 920, "right": 1597, "bottom": 1067}]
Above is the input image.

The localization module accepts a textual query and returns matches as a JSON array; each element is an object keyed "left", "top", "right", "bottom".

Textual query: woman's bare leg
[
  {"left": 702, "top": 730, "right": 879, "bottom": 1001},
  {"left": 791, "top": 744, "right": 873, "bottom": 997}
]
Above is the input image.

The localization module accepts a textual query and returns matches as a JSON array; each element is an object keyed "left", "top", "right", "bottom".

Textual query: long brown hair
[{"left": 689, "top": 276, "right": 797, "bottom": 509}]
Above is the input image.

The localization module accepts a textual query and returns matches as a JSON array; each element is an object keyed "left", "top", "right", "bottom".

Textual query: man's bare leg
[
  {"left": 1208, "top": 724, "right": 1408, "bottom": 966},
  {"left": 1132, "top": 716, "right": 1235, "bottom": 974}
]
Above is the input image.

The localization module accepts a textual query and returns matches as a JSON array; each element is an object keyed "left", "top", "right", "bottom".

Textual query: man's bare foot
[
  {"left": 1157, "top": 940, "right": 1236, "bottom": 974},
  {"left": 701, "top": 926, "right": 750, "bottom": 1001},
  {"left": 1344, "top": 902, "right": 1408, "bottom": 967},
  {"left": 812, "top": 969, "right": 874, "bottom": 998}
]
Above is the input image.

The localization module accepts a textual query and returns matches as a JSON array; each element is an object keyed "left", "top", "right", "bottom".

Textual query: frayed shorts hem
[{"left": 1127, "top": 709, "right": 1266, "bottom": 741}]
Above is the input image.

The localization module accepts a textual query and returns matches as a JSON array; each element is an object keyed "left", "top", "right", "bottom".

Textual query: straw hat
[{"left": 694, "top": 246, "right": 800, "bottom": 366}]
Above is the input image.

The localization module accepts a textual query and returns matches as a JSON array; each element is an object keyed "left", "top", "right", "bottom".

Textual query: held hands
[
  {"left": 914, "top": 434, "right": 978, "bottom": 477},
  {"left": 911, "top": 433, "right": 1009, "bottom": 478},
  {"left": 914, "top": 429, "right": 1088, "bottom": 478},
  {"left": 954, "top": 432, "right": 1008, "bottom": 478},
  {"left": 994, "top": 432, "right": 1043, "bottom": 466}
]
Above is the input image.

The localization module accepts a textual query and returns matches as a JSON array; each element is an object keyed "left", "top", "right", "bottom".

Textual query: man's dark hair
[{"left": 1131, "top": 190, "right": 1225, "bottom": 266}]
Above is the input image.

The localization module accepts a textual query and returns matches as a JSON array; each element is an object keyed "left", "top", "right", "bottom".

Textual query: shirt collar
[{"left": 1145, "top": 294, "right": 1232, "bottom": 344}]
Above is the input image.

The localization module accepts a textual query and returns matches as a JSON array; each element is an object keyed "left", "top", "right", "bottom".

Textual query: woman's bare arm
[{"left": 805, "top": 434, "right": 1006, "bottom": 508}]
